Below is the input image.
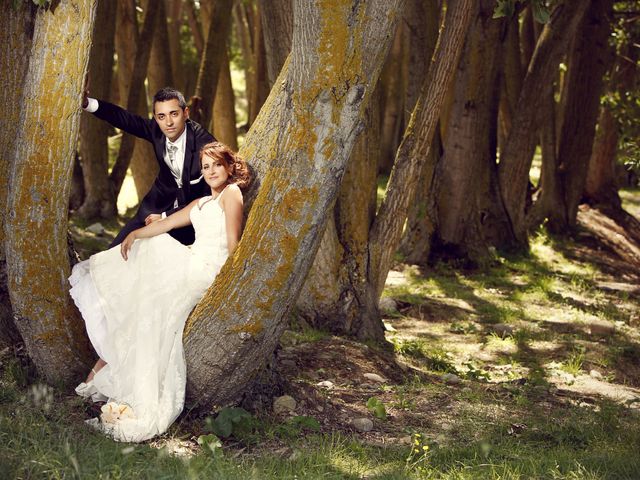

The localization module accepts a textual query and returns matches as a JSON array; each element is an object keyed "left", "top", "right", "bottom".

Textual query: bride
[{"left": 70, "top": 141, "right": 250, "bottom": 442}]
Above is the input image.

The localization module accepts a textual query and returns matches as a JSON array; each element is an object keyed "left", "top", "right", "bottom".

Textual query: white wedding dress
[{"left": 69, "top": 192, "right": 229, "bottom": 442}]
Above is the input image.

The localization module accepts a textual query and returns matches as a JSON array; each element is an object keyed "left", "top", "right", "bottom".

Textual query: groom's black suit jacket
[{"left": 92, "top": 100, "right": 215, "bottom": 245}]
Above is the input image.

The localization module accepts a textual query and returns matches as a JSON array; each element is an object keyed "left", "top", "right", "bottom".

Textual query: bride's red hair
[{"left": 199, "top": 142, "right": 251, "bottom": 190}]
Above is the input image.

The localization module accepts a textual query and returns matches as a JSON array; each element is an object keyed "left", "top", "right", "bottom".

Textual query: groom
[{"left": 82, "top": 87, "right": 215, "bottom": 246}]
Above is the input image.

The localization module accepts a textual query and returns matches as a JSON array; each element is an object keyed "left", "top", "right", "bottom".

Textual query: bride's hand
[{"left": 120, "top": 232, "right": 136, "bottom": 261}]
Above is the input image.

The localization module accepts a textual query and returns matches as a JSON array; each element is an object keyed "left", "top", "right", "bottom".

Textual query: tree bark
[
  {"left": 190, "top": 0, "right": 234, "bottom": 130},
  {"left": 259, "top": 0, "right": 293, "bottom": 87},
  {"left": 434, "top": 0, "right": 506, "bottom": 260},
  {"left": 248, "top": 3, "right": 269, "bottom": 125},
  {"left": 166, "top": 0, "right": 185, "bottom": 93},
  {"left": 544, "top": 0, "right": 613, "bottom": 233},
  {"left": 5, "top": 0, "right": 96, "bottom": 383},
  {"left": 149, "top": 0, "right": 174, "bottom": 95},
  {"left": 584, "top": 29, "right": 638, "bottom": 209},
  {"left": 183, "top": 0, "right": 405, "bottom": 407},
  {"left": 0, "top": 1, "right": 36, "bottom": 348},
  {"left": 77, "top": 0, "right": 117, "bottom": 220},
  {"left": 296, "top": 103, "right": 380, "bottom": 337},
  {"left": 368, "top": 0, "right": 474, "bottom": 298},
  {"left": 398, "top": 0, "right": 442, "bottom": 265},
  {"left": 212, "top": 47, "right": 239, "bottom": 150},
  {"left": 497, "top": 1, "right": 589, "bottom": 246},
  {"left": 109, "top": 0, "right": 159, "bottom": 198},
  {"left": 378, "top": 23, "right": 406, "bottom": 174}
]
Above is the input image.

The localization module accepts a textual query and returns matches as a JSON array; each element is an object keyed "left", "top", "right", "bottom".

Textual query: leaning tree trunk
[
  {"left": 497, "top": 1, "right": 589, "bottom": 247},
  {"left": 182, "top": 0, "right": 405, "bottom": 407},
  {"left": 543, "top": 0, "right": 613, "bottom": 233},
  {"left": 399, "top": 0, "right": 441, "bottom": 264},
  {"left": 166, "top": 0, "right": 185, "bottom": 93},
  {"left": 5, "top": 0, "right": 96, "bottom": 383},
  {"left": 368, "top": 0, "right": 475, "bottom": 300},
  {"left": 0, "top": 1, "right": 36, "bottom": 348},
  {"left": 259, "top": 0, "right": 293, "bottom": 87},
  {"left": 77, "top": 0, "right": 117, "bottom": 220}
]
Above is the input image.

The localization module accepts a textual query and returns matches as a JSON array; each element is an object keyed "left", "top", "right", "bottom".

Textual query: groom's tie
[{"left": 167, "top": 144, "right": 181, "bottom": 187}]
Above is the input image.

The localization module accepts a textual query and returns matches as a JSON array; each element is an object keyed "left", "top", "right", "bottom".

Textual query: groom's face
[{"left": 154, "top": 99, "right": 189, "bottom": 142}]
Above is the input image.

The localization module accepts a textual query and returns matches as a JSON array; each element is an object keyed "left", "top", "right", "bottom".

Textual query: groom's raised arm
[{"left": 84, "top": 98, "right": 155, "bottom": 143}]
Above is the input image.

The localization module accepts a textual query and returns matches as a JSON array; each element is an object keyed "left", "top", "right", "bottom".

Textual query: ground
[{"left": 1, "top": 192, "right": 639, "bottom": 478}]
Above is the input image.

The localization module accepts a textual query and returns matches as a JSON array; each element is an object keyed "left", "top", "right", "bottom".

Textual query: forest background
[{"left": 1, "top": 0, "right": 640, "bottom": 478}]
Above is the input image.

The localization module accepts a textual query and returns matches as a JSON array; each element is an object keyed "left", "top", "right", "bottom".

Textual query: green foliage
[
  {"left": 493, "top": 0, "right": 550, "bottom": 23},
  {"left": 197, "top": 433, "right": 223, "bottom": 456},
  {"left": 272, "top": 416, "right": 321, "bottom": 440},
  {"left": 205, "top": 407, "right": 255, "bottom": 439},
  {"left": 366, "top": 397, "right": 387, "bottom": 420}
]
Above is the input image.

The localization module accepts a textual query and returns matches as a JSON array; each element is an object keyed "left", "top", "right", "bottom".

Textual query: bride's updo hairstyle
[{"left": 199, "top": 141, "right": 251, "bottom": 190}]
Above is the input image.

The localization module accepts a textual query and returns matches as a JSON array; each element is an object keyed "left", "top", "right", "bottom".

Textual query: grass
[
  {"left": 7, "top": 192, "right": 640, "bottom": 478},
  {"left": 2, "top": 365, "right": 639, "bottom": 479}
]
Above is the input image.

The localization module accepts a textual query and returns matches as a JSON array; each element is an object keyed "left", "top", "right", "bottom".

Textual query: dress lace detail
[{"left": 69, "top": 195, "right": 228, "bottom": 442}]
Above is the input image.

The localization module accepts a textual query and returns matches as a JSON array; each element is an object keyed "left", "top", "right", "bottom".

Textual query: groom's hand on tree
[{"left": 82, "top": 74, "right": 89, "bottom": 109}]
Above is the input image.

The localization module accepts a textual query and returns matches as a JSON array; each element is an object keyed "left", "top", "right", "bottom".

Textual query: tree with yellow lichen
[
  {"left": 182, "top": 0, "right": 406, "bottom": 407},
  {"left": 3, "top": 0, "right": 405, "bottom": 407},
  {"left": 3, "top": 0, "right": 97, "bottom": 381},
  {"left": 296, "top": 0, "right": 474, "bottom": 341}
]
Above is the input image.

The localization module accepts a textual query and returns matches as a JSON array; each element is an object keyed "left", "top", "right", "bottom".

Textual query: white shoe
[{"left": 75, "top": 381, "right": 108, "bottom": 403}]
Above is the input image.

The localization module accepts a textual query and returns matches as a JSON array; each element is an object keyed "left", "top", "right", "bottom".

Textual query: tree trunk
[
  {"left": 248, "top": 3, "right": 269, "bottom": 125},
  {"left": 378, "top": 23, "right": 406, "bottom": 174},
  {"left": 499, "top": 14, "right": 524, "bottom": 143},
  {"left": 77, "top": 0, "right": 117, "bottom": 220},
  {"left": 399, "top": 0, "right": 441, "bottom": 264},
  {"left": 5, "top": 0, "right": 96, "bottom": 383},
  {"left": 584, "top": 28, "right": 638, "bottom": 209},
  {"left": 0, "top": 1, "right": 36, "bottom": 348},
  {"left": 433, "top": 0, "right": 507, "bottom": 260},
  {"left": 544, "top": 0, "right": 613, "bottom": 233},
  {"left": 212, "top": 47, "right": 239, "bottom": 150},
  {"left": 190, "top": 0, "right": 234, "bottom": 130},
  {"left": 183, "top": 0, "right": 405, "bottom": 407},
  {"left": 369, "top": 0, "right": 474, "bottom": 300},
  {"left": 149, "top": 0, "right": 174, "bottom": 95},
  {"left": 259, "top": 0, "right": 293, "bottom": 87},
  {"left": 166, "top": 0, "right": 185, "bottom": 93},
  {"left": 110, "top": 0, "right": 159, "bottom": 198},
  {"left": 497, "top": 1, "right": 589, "bottom": 246},
  {"left": 296, "top": 103, "right": 380, "bottom": 336}
]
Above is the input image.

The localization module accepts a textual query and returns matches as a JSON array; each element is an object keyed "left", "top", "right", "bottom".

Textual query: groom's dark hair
[{"left": 153, "top": 87, "right": 187, "bottom": 110}]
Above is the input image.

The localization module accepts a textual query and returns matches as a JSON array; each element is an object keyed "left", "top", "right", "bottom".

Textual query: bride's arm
[
  {"left": 120, "top": 199, "right": 198, "bottom": 260},
  {"left": 220, "top": 184, "right": 244, "bottom": 255}
]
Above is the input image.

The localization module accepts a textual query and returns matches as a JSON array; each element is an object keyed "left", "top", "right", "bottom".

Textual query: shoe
[{"left": 75, "top": 381, "right": 108, "bottom": 403}]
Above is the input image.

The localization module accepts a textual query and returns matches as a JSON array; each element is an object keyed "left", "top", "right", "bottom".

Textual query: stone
[
  {"left": 86, "top": 222, "right": 105, "bottom": 235},
  {"left": 491, "top": 323, "right": 515, "bottom": 337},
  {"left": 363, "top": 373, "right": 387, "bottom": 383},
  {"left": 442, "top": 373, "right": 462, "bottom": 384},
  {"left": 379, "top": 297, "right": 398, "bottom": 314},
  {"left": 316, "top": 380, "right": 334, "bottom": 389},
  {"left": 589, "top": 369, "right": 603, "bottom": 379},
  {"left": 273, "top": 395, "right": 296, "bottom": 415},
  {"left": 589, "top": 321, "right": 615, "bottom": 337},
  {"left": 352, "top": 417, "right": 374, "bottom": 432}
]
